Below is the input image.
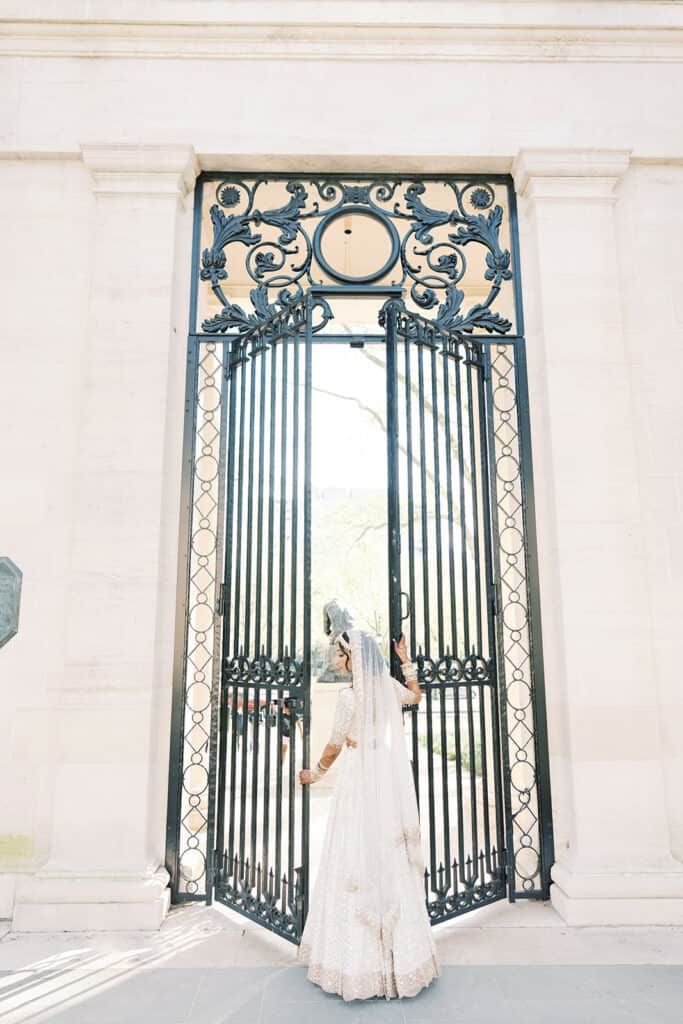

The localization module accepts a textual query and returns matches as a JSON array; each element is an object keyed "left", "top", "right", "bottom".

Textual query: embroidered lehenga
[{"left": 297, "top": 628, "right": 440, "bottom": 1001}]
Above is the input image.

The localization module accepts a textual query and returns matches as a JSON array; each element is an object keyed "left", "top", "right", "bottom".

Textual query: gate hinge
[{"left": 216, "top": 583, "right": 227, "bottom": 616}]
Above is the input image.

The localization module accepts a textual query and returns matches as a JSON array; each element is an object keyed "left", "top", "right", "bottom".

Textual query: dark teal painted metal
[
  {"left": 197, "top": 176, "right": 514, "bottom": 339},
  {"left": 314, "top": 205, "right": 401, "bottom": 284},
  {"left": 387, "top": 305, "right": 507, "bottom": 924},
  {"left": 212, "top": 300, "right": 310, "bottom": 943}
]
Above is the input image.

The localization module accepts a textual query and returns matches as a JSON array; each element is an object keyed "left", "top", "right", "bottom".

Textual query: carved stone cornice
[
  {"left": 80, "top": 144, "right": 199, "bottom": 199},
  {"left": 512, "top": 148, "right": 631, "bottom": 202},
  {"left": 2, "top": 3, "right": 683, "bottom": 64}
]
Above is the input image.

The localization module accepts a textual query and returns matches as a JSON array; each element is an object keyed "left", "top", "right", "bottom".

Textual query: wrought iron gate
[
  {"left": 384, "top": 300, "right": 506, "bottom": 922},
  {"left": 212, "top": 297, "right": 318, "bottom": 942},
  {"left": 167, "top": 173, "right": 554, "bottom": 942}
]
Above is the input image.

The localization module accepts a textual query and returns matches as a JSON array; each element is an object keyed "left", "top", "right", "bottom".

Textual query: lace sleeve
[
  {"left": 393, "top": 678, "right": 420, "bottom": 705},
  {"left": 328, "top": 687, "right": 356, "bottom": 746},
  {"left": 392, "top": 664, "right": 421, "bottom": 706}
]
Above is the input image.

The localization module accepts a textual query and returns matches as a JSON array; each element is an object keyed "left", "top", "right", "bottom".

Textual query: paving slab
[{"left": 1, "top": 903, "right": 682, "bottom": 1023}]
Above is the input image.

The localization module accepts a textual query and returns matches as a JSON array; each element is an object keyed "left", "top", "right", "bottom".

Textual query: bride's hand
[
  {"left": 393, "top": 633, "right": 409, "bottom": 664},
  {"left": 299, "top": 768, "right": 314, "bottom": 785}
]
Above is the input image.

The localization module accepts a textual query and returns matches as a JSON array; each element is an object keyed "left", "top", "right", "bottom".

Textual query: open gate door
[
  {"left": 383, "top": 299, "right": 508, "bottom": 924},
  {"left": 213, "top": 298, "right": 313, "bottom": 943},
  {"left": 213, "top": 295, "right": 508, "bottom": 940}
]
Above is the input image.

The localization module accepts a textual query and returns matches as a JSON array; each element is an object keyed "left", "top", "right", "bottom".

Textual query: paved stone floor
[{"left": 1, "top": 902, "right": 682, "bottom": 1023}]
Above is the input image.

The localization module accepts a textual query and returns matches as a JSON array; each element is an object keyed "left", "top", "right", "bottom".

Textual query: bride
[{"left": 297, "top": 627, "right": 441, "bottom": 1000}]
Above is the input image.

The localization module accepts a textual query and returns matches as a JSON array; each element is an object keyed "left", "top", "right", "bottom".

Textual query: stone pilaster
[
  {"left": 12, "top": 145, "right": 198, "bottom": 930},
  {"left": 512, "top": 148, "right": 683, "bottom": 924}
]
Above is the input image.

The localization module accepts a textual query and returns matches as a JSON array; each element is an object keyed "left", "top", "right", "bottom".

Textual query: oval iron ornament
[{"left": 313, "top": 206, "right": 401, "bottom": 284}]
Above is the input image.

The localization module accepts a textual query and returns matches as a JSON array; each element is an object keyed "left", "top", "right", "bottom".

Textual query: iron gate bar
[
  {"left": 465, "top": 350, "right": 482, "bottom": 892},
  {"left": 266, "top": 338, "right": 277, "bottom": 674},
  {"left": 189, "top": 333, "right": 529, "bottom": 345},
  {"left": 417, "top": 327, "right": 438, "bottom": 887},
  {"left": 454, "top": 340, "right": 469, "bottom": 653},
  {"left": 251, "top": 337, "right": 268, "bottom": 894},
  {"left": 475, "top": 345, "right": 503, "bottom": 878},
  {"left": 214, "top": 337, "right": 240, "bottom": 893},
  {"left": 277, "top": 323, "right": 289, "bottom": 905},
  {"left": 401, "top": 316, "right": 421, "bottom": 808},
  {"left": 301, "top": 291, "right": 313, "bottom": 930},
  {"left": 428, "top": 325, "right": 452, "bottom": 895},
  {"left": 466, "top": 354, "right": 482, "bottom": 653},
  {"left": 384, "top": 300, "right": 402, "bottom": 685},
  {"left": 308, "top": 285, "right": 404, "bottom": 295},
  {"left": 244, "top": 340, "right": 258, "bottom": 886},
  {"left": 277, "top": 329, "right": 288, "bottom": 659}
]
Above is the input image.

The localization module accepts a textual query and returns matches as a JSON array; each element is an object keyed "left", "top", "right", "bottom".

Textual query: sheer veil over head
[{"left": 339, "top": 628, "right": 424, "bottom": 955}]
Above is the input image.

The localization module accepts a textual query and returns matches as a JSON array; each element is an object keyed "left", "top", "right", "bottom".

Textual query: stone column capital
[
  {"left": 512, "top": 148, "right": 631, "bottom": 202},
  {"left": 80, "top": 143, "right": 199, "bottom": 198}
]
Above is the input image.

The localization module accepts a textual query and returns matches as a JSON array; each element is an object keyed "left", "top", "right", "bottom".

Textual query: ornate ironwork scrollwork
[
  {"left": 222, "top": 653, "right": 304, "bottom": 687},
  {"left": 216, "top": 852, "right": 303, "bottom": 943},
  {"left": 415, "top": 651, "right": 494, "bottom": 686},
  {"left": 198, "top": 177, "right": 514, "bottom": 337},
  {"left": 424, "top": 848, "right": 506, "bottom": 924}
]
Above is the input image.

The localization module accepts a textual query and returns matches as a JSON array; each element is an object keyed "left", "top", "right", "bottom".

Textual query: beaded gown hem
[{"left": 297, "top": 945, "right": 441, "bottom": 1001}]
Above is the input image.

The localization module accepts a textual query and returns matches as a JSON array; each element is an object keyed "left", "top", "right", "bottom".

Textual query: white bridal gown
[{"left": 297, "top": 634, "right": 440, "bottom": 1001}]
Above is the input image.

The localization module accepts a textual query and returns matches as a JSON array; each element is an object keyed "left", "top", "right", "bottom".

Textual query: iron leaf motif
[
  {"left": 402, "top": 183, "right": 450, "bottom": 244},
  {"left": 255, "top": 182, "right": 309, "bottom": 245},
  {"left": 436, "top": 289, "right": 512, "bottom": 335},
  {"left": 201, "top": 285, "right": 275, "bottom": 334},
  {"left": 435, "top": 286, "right": 465, "bottom": 329},
  {"left": 200, "top": 204, "right": 261, "bottom": 285}
]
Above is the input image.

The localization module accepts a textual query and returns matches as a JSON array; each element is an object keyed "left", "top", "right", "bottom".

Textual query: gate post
[
  {"left": 382, "top": 297, "right": 404, "bottom": 679},
  {"left": 512, "top": 148, "right": 683, "bottom": 924},
  {"left": 12, "top": 145, "right": 198, "bottom": 930}
]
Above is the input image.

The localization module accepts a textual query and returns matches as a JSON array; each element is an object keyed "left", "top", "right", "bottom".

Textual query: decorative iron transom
[{"left": 196, "top": 176, "right": 516, "bottom": 336}]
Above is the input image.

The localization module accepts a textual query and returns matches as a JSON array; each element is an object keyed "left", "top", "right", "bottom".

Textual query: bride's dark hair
[{"left": 336, "top": 630, "right": 352, "bottom": 673}]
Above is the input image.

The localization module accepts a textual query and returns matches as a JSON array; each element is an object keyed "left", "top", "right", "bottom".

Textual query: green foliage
[{"left": 418, "top": 728, "right": 483, "bottom": 776}]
